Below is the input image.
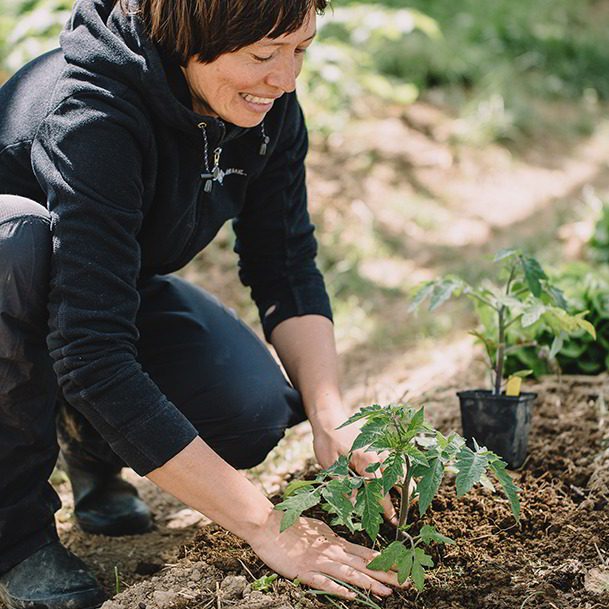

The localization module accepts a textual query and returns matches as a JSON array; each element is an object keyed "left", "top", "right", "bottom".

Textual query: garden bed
[{"left": 99, "top": 374, "right": 609, "bottom": 609}]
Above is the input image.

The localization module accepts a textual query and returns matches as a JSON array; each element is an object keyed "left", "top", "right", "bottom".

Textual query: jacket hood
[{"left": 60, "top": 0, "right": 223, "bottom": 135}]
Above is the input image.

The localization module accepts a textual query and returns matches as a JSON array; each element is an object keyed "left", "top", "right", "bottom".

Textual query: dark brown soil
[{"left": 172, "top": 374, "right": 609, "bottom": 609}]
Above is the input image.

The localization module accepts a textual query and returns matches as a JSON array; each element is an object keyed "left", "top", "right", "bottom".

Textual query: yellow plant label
[{"left": 506, "top": 376, "right": 522, "bottom": 396}]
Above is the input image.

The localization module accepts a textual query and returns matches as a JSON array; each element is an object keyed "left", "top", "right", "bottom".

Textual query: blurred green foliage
[{"left": 500, "top": 262, "right": 609, "bottom": 377}]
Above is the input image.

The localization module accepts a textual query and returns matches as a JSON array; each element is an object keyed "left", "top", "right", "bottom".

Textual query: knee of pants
[
  {"left": 193, "top": 382, "right": 306, "bottom": 470},
  {"left": 213, "top": 425, "right": 290, "bottom": 470},
  {"left": 0, "top": 195, "right": 52, "bottom": 314}
]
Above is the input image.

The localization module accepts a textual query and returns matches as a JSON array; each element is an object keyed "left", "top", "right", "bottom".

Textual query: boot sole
[{"left": 0, "top": 585, "right": 107, "bottom": 609}]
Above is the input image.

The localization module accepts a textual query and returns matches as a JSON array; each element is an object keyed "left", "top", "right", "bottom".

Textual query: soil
[{"left": 31, "top": 373, "right": 607, "bottom": 609}]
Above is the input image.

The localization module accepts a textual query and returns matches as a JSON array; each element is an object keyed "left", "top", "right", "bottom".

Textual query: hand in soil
[
  {"left": 249, "top": 509, "right": 404, "bottom": 599},
  {"left": 310, "top": 408, "right": 398, "bottom": 524}
]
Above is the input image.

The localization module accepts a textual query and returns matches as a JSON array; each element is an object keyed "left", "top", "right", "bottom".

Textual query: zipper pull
[
  {"left": 259, "top": 136, "right": 270, "bottom": 156},
  {"left": 212, "top": 147, "right": 222, "bottom": 180},
  {"left": 201, "top": 172, "right": 213, "bottom": 192}
]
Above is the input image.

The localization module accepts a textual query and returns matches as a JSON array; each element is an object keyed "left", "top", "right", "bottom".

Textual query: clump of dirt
[{"left": 138, "top": 374, "right": 607, "bottom": 609}]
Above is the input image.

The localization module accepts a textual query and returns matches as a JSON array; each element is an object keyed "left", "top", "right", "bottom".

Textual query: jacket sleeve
[
  {"left": 31, "top": 93, "right": 198, "bottom": 475},
  {"left": 233, "top": 94, "right": 332, "bottom": 342}
]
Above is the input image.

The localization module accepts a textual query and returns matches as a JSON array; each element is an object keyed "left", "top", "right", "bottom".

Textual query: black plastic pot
[{"left": 457, "top": 390, "right": 536, "bottom": 469}]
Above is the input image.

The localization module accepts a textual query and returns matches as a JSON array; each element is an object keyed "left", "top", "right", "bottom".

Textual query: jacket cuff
[
  {"left": 260, "top": 283, "right": 333, "bottom": 342},
  {"left": 109, "top": 405, "right": 199, "bottom": 475}
]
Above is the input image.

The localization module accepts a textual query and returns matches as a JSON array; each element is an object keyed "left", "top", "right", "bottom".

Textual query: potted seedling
[
  {"left": 275, "top": 403, "right": 521, "bottom": 592},
  {"left": 408, "top": 248, "right": 596, "bottom": 468}
]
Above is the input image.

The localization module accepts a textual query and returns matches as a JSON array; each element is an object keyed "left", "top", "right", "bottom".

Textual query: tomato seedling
[{"left": 275, "top": 403, "right": 521, "bottom": 591}]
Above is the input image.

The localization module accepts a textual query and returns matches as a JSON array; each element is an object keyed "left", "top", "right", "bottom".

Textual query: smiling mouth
[{"left": 240, "top": 93, "right": 277, "bottom": 104}]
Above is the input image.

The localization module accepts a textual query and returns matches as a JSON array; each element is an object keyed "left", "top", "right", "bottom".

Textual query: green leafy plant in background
[
  {"left": 588, "top": 202, "right": 609, "bottom": 264},
  {"left": 409, "top": 249, "right": 596, "bottom": 394},
  {"left": 275, "top": 404, "right": 520, "bottom": 592},
  {"left": 501, "top": 262, "right": 609, "bottom": 377},
  {"left": 0, "top": 0, "right": 72, "bottom": 78},
  {"left": 299, "top": 5, "right": 440, "bottom": 133}
]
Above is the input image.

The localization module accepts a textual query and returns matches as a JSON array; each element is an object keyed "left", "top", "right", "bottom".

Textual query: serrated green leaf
[
  {"left": 479, "top": 473, "right": 495, "bottom": 491},
  {"left": 547, "top": 285, "right": 569, "bottom": 310},
  {"left": 415, "top": 547, "right": 434, "bottom": 567},
  {"left": 355, "top": 479, "right": 384, "bottom": 540},
  {"left": 490, "top": 460, "right": 521, "bottom": 522},
  {"left": 366, "top": 461, "right": 382, "bottom": 474},
  {"left": 575, "top": 313, "right": 596, "bottom": 339},
  {"left": 275, "top": 487, "right": 323, "bottom": 532},
  {"left": 395, "top": 550, "right": 414, "bottom": 585},
  {"left": 521, "top": 255, "right": 547, "bottom": 297},
  {"left": 351, "top": 431, "right": 376, "bottom": 452},
  {"left": 419, "top": 524, "right": 455, "bottom": 545},
  {"left": 408, "top": 282, "right": 436, "bottom": 313},
  {"left": 322, "top": 454, "right": 350, "bottom": 477},
  {"left": 279, "top": 509, "right": 299, "bottom": 531},
  {"left": 429, "top": 279, "right": 463, "bottom": 311},
  {"left": 284, "top": 479, "right": 320, "bottom": 497},
  {"left": 381, "top": 453, "right": 404, "bottom": 494},
  {"left": 405, "top": 445, "right": 429, "bottom": 467},
  {"left": 407, "top": 406, "right": 425, "bottom": 433},
  {"left": 336, "top": 404, "right": 384, "bottom": 429},
  {"left": 455, "top": 445, "right": 490, "bottom": 497},
  {"left": 411, "top": 548, "right": 434, "bottom": 591},
  {"left": 521, "top": 302, "right": 546, "bottom": 327},
  {"left": 494, "top": 248, "right": 519, "bottom": 262},
  {"left": 367, "top": 541, "right": 406, "bottom": 572},
  {"left": 417, "top": 457, "right": 444, "bottom": 516},
  {"left": 435, "top": 431, "right": 449, "bottom": 450},
  {"left": 322, "top": 482, "right": 357, "bottom": 531},
  {"left": 549, "top": 331, "right": 566, "bottom": 359}
]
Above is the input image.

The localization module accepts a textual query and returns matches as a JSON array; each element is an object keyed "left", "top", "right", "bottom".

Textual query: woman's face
[{"left": 181, "top": 8, "right": 317, "bottom": 127}]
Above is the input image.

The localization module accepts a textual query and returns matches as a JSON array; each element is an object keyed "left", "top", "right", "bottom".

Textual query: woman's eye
[
  {"left": 295, "top": 48, "right": 307, "bottom": 55},
  {"left": 253, "top": 54, "right": 274, "bottom": 63}
]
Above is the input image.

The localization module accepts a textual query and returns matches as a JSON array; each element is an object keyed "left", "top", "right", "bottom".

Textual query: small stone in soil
[
  {"left": 152, "top": 590, "right": 178, "bottom": 608},
  {"left": 220, "top": 574, "right": 247, "bottom": 599}
]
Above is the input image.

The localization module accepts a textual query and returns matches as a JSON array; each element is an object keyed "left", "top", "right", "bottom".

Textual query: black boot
[
  {"left": 57, "top": 400, "right": 152, "bottom": 536},
  {"left": 65, "top": 456, "right": 153, "bottom": 536},
  {"left": 0, "top": 541, "right": 107, "bottom": 609}
]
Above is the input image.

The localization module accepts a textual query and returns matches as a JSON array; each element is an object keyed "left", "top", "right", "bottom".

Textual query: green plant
[
  {"left": 275, "top": 403, "right": 521, "bottom": 591},
  {"left": 251, "top": 573, "right": 278, "bottom": 592},
  {"left": 502, "top": 262, "right": 609, "bottom": 376},
  {"left": 114, "top": 565, "right": 120, "bottom": 595},
  {"left": 408, "top": 248, "right": 596, "bottom": 395}
]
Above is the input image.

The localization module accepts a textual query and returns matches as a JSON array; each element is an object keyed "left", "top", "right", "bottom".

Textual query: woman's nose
[{"left": 266, "top": 56, "right": 298, "bottom": 93}]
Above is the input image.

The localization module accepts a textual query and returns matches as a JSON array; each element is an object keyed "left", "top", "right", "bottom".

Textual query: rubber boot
[
  {"left": 65, "top": 455, "right": 153, "bottom": 536},
  {"left": 57, "top": 401, "right": 152, "bottom": 536},
  {"left": 0, "top": 541, "right": 107, "bottom": 609}
]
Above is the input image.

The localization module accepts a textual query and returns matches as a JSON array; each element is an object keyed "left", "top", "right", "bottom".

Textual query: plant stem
[
  {"left": 396, "top": 458, "right": 411, "bottom": 540},
  {"left": 495, "top": 307, "right": 505, "bottom": 396},
  {"left": 494, "top": 263, "right": 517, "bottom": 395}
]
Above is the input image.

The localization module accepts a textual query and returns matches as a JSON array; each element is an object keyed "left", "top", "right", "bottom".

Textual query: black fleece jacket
[{"left": 0, "top": 0, "right": 332, "bottom": 474}]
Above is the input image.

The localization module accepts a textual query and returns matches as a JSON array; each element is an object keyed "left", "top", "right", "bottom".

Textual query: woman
[{"left": 0, "top": 0, "right": 402, "bottom": 607}]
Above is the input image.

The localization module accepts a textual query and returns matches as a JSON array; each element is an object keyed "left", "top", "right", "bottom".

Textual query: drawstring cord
[
  {"left": 198, "top": 122, "right": 222, "bottom": 192},
  {"left": 198, "top": 120, "right": 264, "bottom": 193}
]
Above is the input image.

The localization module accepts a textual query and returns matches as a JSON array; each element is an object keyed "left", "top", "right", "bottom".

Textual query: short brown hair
[{"left": 118, "top": 0, "right": 328, "bottom": 65}]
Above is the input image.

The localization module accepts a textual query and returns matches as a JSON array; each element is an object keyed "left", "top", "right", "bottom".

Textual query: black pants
[{"left": 0, "top": 195, "right": 306, "bottom": 574}]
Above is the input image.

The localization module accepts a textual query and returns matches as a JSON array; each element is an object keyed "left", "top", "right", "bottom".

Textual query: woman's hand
[
  {"left": 249, "top": 509, "right": 403, "bottom": 599},
  {"left": 309, "top": 407, "right": 398, "bottom": 525}
]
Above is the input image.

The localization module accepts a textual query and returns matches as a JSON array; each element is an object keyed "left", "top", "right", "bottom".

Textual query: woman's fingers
[
  {"left": 300, "top": 571, "right": 357, "bottom": 600},
  {"left": 251, "top": 512, "right": 405, "bottom": 600}
]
